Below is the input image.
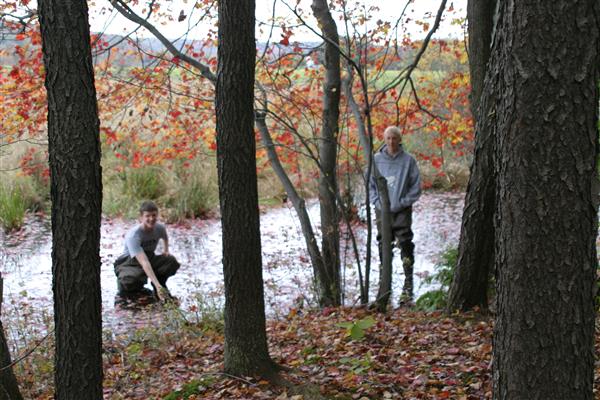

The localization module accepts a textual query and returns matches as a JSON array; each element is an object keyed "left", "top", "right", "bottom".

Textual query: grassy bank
[{"left": 0, "top": 150, "right": 469, "bottom": 232}]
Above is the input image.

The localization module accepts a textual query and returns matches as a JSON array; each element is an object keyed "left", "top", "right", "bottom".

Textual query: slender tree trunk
[
  {"left": 38, "top": 1, "right": 104, "bottom": 398},
  {"left": 0, "top": 275, "right": 23, "bottom": 400},
  {"left": 446, "top": 0, "right": 496, "bottom": 312},
  {"left": 311, "top": 0, "right": 341, "bottom": 307},
  {"left": 255, "top": 114, "right": 327, "bottom": 294},
  {"left": 217, "top": 0, "right": 276, "bottom": 376},
  {"left": 466, "top": 0, "right": 496, "bottom": 121},
  {"left": 374, "top": 178, "right": 393, "bottom": 312},
  {"left": 342, "top": 73, "right": 372, "bottom": 304},
  {"left": 492, "top": 1, "right": 599, "bottom": 398}
]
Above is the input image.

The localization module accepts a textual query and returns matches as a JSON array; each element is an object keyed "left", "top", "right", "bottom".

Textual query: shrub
[
  {"left": 415, "top": 247, "right": 457, "bottom": 311},
  {"left": 186, "top": 283, "right": 224, "bottom": 333}
]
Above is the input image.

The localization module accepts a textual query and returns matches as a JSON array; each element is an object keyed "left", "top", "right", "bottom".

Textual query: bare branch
[
  {"left": 377, "top": 0, "right": 448, "bottom": 97},
  {"left": 109, "top": 0, "right": 217, "bottom": 84}
]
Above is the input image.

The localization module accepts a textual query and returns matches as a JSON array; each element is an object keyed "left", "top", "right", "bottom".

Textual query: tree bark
[
  {"left": 0, "top": 276, "right": 23, "bottom": 400},
  {"left": 217, "top": 0, "right": 276, "bottom": 376},
  {"left": 446, "top": 0, "right": 496, "bottom": 312},
  {"left": 466, "top": 0, "right": 496, "bottom": 122},
  {"left": 492, "top": 1, "right": 599, "bottom": 398},
  {"left": 38, "top": 1, "right": 104, "bottom": 398},
  {"left": 311, "top": 0, "right": 341, "bottom": 307},
  {"left": 0, "top": 321, "right": 21, "bottom": 400}
]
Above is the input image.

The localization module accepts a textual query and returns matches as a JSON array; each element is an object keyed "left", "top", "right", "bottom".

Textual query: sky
[{"left": 86, "top": 0, "right": 467, "bottom": 43}]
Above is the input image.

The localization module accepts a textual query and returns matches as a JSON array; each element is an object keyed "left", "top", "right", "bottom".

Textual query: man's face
[
  {"left": 140, "top": 211, "right": 158, "bottom": 230},
  {"left": 384, "top": 131, "right": 401, "bottom": 154}
]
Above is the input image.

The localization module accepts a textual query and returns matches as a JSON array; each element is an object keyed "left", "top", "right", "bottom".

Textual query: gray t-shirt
[{"left": 120, "top": 223, "right": 168, "bottom": 258}]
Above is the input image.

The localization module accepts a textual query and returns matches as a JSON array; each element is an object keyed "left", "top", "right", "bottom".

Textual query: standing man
[
  {"left": 369, "top": 126, "right": 421, "bottom": 302},
  {"left": 114, "top": 201, "right": 180, "bottom": 301}
]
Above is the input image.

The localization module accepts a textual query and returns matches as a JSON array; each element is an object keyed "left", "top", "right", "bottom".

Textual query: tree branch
[{"left": 109, "top": 0, "right": 217, "bottom": 84}]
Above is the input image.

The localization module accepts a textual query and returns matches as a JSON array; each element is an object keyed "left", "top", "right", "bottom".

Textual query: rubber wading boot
[{"left": 400, "top": 257, "right": 414, "bottom": 305}]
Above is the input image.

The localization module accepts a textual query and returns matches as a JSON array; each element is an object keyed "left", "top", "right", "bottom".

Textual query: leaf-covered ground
[
  {"left": 16, "top": 304, "right": 600, "bottom": 399},
  {"left": 21, "top": 305, "right": 496, "bottom": 399}
]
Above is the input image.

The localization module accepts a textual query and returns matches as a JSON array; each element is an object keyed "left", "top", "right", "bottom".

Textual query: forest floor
[
  {"left": 13, "top": 301, "right": 600, "bottom": 399},
  {"left": 21, "top": 304, "right": 496, "bottom": 399}
]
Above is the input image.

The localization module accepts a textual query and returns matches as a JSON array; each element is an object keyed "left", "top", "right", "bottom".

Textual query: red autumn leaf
[{"left": 9, "top": 67, "right": 20, "bottom": 79}]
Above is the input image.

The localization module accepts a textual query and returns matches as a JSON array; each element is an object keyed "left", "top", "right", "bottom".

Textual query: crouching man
[{"left": 114, "top": 200, "right": 180, "bottom": 301}]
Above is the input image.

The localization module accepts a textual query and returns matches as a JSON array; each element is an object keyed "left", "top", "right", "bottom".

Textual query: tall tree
[
  {"left": 217, "top": 0, "right": 277, "bottom": 376},
  {"left": 38, "top": 0, "right": 104, "bottom": 398},
  {"left": 491, "top": 0, "right": 598, "bottom": 397},
  {"left": 446, "top": 0, "right": 496, "bottom": 312},
  {"left": 0, "top": 322, "right": 22, "bottom": 400}
]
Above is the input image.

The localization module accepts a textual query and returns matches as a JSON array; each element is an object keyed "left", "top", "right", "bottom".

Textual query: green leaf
[
  {"left": 336, "top": 322, "right": 353, "bottom": 329},
  {"left": 350, "top": 324, "right": 365, "bottom": 340},
  {"left": 356, "top": 316, "right": 375, "bottom": 330}
]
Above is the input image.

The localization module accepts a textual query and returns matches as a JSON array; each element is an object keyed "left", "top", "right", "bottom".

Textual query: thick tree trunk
[
  {"left": 446, "top": 0, "right": 496, "bottom": 312},
  {"left": 311, "top": 0, "right": 341, "bottom": 307},
  {"left": 217, "top": 0, "right": 275, "bottom": 376},
  {"left": 0, "top": 321, "right": 21, "bottom": 400},
  {"left": 492, "top": 1, "right": 598, "bottom": 398},
  {"left": 38, "top": 1, "right": 104, "bottom": 398},
  {"left": 0, "top": 276, "right": 23, "bottom": 400}
]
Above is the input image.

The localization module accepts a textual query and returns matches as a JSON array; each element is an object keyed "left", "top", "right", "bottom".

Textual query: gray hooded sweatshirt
[{"left": 368, "top": 144, "right": 421, "bottom": 213}]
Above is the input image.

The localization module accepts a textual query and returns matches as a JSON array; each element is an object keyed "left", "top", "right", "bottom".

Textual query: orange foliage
[{"left": 1, "top": 2, "right": 472, "bottom": 183}]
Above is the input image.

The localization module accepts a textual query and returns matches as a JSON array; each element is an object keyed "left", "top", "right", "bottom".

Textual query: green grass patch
[
  {"left": 101, "top": 155, "right": 219, "bottom": 220},
  {"left": 161, "top": 163, "right": 218, "bottom": 221},
  {"left": 0, "top": 183, "right": 27, "bottom": 232},
  {"left": 124, "top": 166, "right": 166, "bottom": 200},
  {"left": 0, "top": 175, "right": 44, "bottom": 232}
]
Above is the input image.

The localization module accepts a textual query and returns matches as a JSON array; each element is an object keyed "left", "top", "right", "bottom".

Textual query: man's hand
[{"left": 155, "top": 285, "right": 174, "bottom": 302}]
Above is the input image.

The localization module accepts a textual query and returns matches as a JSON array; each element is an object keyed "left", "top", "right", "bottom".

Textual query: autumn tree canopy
[{"left": 0, "top": 1, "right": 472, "bottom": 188}]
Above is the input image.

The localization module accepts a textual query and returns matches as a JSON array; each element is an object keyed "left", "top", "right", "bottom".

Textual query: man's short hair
[
  {"left": 139, "top": 200, "right": 159, "bottom": 214},
  {"left": 384, "top": 126, "right": 402, "bottom": 138}
]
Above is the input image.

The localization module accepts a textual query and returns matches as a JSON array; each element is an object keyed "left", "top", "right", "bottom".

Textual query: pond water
[{"left": 0, "top": 192, "right": 464, "bottom": 336}]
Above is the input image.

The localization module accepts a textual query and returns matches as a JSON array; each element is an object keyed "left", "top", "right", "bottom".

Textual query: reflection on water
[{"left": 0, "top": 192, "right": 464, "bottom": 335}]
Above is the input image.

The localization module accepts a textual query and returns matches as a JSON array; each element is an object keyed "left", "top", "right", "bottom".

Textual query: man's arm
[
  {"left": 162, "top": 238, "right": 170, "bottom": 257},
  {"left": 399, "top": 158, "right": 422, "bottom": 209},
  {"left": 367, "top": 161, "right": 380, "bottom": 207},
  {"left": 134, "top": 251, "right": 168, "bottom": 300},
  {"left": 160, "top": 224, "right": 170, "bottom": 256}
]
